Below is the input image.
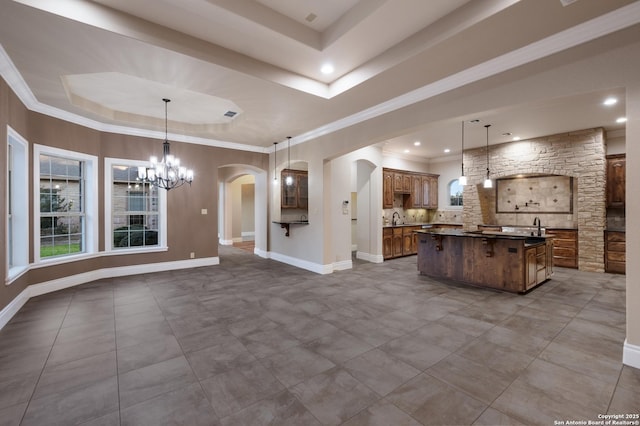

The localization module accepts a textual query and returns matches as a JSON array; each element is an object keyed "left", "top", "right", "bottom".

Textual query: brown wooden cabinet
[
  {"left": 392, "top": 227, "right": 403, "bottom": 257},
  {"left": 383, "top": 227, "right": 393, "bottom": 259},
  {"left": 421, "top": 175, "right": 438, "bottom": 209},
  {"left": 393, "top": 172, "right": 411, "bottom": 193},
  {"left": 383, "top": 168, "right": 439, "bottom": 210},
  {"left": 606, "top": 154, "right": 625, "bottom": 209},
  {"left": 605, "top": 230, "right": 625, "bottom": 274},
  {"left": 383, "top": 170, "right": 394, "bottom": 208},
  {"left": 545, "top": 228, "right": 578, "bottom": 268},
  {"left": 383, "top": 225, "right": 421, "bottom": 259},
  {"left": 281, "top": 169, "right": 308, "bottom": 209},
  {"left": 417, "top": 231, "right": 552, "bottom": 293},
  {"left": 411, "top": 175, "right": 422, "bottom": 208}
]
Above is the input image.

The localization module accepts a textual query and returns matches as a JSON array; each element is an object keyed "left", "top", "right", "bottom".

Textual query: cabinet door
[
  {"left": 383, "top": 171, "right": 394, "bottom": 208},
  {"left": 402, "top": 174, "right": 412, "bottom": 193},
  {"left": 421, "top": 176, "right": 431, "bottom": 208},
  {"left": 383, "top": 233, "right": 393, "bottom": 259},
  {"left": 297, "top": 173, "right": 308, "bottom": 209},
  {"left": 606, "top": 155, "right": 625, "bottom": 208},
  {"left": 546, "top": 240, "right": 554, "bottom": 278},
  {"left": 402, "top": 232, "right": 413, "bottom": 255},
  {"left": 429, "top": 177, "right": 438, "bottom": 208},
  {"left": 393, "top": 173, "right": 404, "bottom": 192},
  {"left": 392, "top": 228, "right": 403, "bottom": 257},
  {"left": 411, "top": 175, "right": 422, "bottom": 208},
  {"left": 525, "top": 248, "right": 537, "bottom": 290},
  {"left": 421, "top": 176, "right": 438, "bottom": 209},
  {"left": 281, "top": 170, "right": 298, "bottom": 208}
]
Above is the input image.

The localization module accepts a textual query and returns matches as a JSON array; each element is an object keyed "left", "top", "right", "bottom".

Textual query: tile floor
[{"left": 0, "top": 246, "right": 638, "bottom": 425}]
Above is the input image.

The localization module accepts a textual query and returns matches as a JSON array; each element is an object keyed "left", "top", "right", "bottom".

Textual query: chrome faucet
[
  {"left": 392, "top": 212, "right": 400, "bottom": 225},
  {"left": 533, "top": 217, "right": 542, "bottom": 236}
]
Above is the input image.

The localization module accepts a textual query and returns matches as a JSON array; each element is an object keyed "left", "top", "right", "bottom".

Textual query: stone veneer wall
[{"left": 462, "top": 128, "right": 606, "bottom": 272}]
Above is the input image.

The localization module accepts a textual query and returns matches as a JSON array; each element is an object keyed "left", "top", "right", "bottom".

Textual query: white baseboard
[
  {"left": 0, "top": 257, "right": 219, "bottom": 330},
  {"left": 333, "top": 259, "right": 353, "bottom": 271},
  {"left": 241, "top": 231, "right": 255, "bottom": 238},
  {"left": 356, "top": 251, "right": 384, "bottom": 263},
  {"left": 269, "top": 252, "right": 332, "bottom": 274},
  {"left": 219, "top": 239, "right": 233, "bottom": 245},
  {"left": 623, "top": 339, "right": 640, "bottom": 369},
  {"left": 254, "top": 248, "right": 268, "bottom": 258},
  {"left": 0, "top": 288, "right": 30, "bottom": 330}
]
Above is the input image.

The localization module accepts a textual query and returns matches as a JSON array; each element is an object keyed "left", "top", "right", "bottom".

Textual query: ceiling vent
[
  {"left": 224, "top": 110, "right": 237, "bottom": 118},
  {"left": 559, "top": 0, "right": 579, "bottom": 6}
]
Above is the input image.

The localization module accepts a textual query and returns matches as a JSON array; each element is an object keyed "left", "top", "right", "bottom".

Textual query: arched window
[{"left": 449, "top": 179, "right": 463, "bottom": 206}]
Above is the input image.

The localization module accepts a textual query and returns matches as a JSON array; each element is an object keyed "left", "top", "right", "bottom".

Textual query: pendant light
[
  {"left": 285, "top": 136, "right": 293, "bottom": 186},
  {"left": 458, "top": 121, "right": 467, "bottom": 186},
  {"left": 138, "top": 98, "right": 194, "bottom": 190},
  {"left": 273, "top": 142, "right": 278, "bottom": 184},
  {"left": 483, "top": 124, "right": 493, "bottom": 189}
]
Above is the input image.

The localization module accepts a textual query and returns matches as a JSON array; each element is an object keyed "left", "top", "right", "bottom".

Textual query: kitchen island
[{"left": 415, "top": 229, "right": 553, "bottom": 293}]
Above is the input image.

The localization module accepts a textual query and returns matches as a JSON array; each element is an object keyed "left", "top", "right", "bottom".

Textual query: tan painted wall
[{"left": 0, "top": 78, "right": 268, "bottom": 312}]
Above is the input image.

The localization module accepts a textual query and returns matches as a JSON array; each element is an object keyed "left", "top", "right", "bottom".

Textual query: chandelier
[{"left": 138, "top": 98, "right": 194, "bottom": 190}]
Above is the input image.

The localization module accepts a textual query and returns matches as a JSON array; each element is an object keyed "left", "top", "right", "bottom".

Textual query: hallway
[{"left": 0, "top": 246, "right": 637, "bottom": 425}]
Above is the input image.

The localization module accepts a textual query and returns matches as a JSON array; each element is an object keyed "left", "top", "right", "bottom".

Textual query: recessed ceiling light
[
  {"left": 403, "top": 149, "right": 410, "bottom": 153},
  {"left": 321, "top": 64, "right": 334, "bottom": 74},
  {"left": 513, "top": 136, "right": 521, "bottom": 141},
  {"left": 603, "top": 97, "right": 618, "bottom": 106},
  {"left": 444, "top": 149, "right": 450, "bottom": 153},
  {"left": 616, "top": 117, "right": 627, "bottom": 123},
  {"left": 414, "top": 141, "right": 421, "bottom": 146},
  {"left": 469, "top": 119, "right": 481, "bottom": 123},
  {"left": 502, "top": 132, "right": 512, "bottom": 136}
]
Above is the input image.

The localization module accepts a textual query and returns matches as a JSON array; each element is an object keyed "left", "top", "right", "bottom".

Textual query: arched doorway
[{"left": 217, "top": 165, "right": 268, "bottom": 258}]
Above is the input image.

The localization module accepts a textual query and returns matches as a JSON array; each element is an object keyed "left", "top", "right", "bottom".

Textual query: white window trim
[
  {"left": 7, "top": 126, "right": 29, "bottom": 284},
  {"left": 104, "top": 157, "right": 167, "bottom": 253},
  {"left": 33, "top": 144, "right": 99, "bottom": 265},
  {"left": 448, "top": 178, "right": 464, "bottom": 209}
]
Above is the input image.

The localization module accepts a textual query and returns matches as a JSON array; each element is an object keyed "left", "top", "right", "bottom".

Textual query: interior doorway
[{"left": 217, "top": 165, "right": 268, "bottom": 258}]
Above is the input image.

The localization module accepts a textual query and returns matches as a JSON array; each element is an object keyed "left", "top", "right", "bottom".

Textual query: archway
[{"left": 218, "top": 165, "right": 268, "bottom": 258}]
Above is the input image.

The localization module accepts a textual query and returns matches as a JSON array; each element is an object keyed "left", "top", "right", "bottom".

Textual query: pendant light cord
[
  {"left": 461, "top": 121, "right": 465, "bottom": 176},
  {"left": 485, "top": 124, "right": 491, "bottom": 178}
]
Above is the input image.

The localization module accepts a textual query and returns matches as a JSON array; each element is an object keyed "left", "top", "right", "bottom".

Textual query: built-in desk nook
[{"left": 416, "top": 229, "right": 553, "bottom": 293}]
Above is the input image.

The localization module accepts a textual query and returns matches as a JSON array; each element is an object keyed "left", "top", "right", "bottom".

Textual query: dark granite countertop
[{"left": 416, "top": 229, "right": 549, "bottom": 246}]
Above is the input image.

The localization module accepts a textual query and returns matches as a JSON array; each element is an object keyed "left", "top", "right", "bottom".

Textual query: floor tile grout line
[{"left": 17, "top": 292, "right": 74, "bottom": 426}]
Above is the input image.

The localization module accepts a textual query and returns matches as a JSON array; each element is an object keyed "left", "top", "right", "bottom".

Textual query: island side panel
[{"left": 417, "top": 232, "right": 529, "bottom": 293}]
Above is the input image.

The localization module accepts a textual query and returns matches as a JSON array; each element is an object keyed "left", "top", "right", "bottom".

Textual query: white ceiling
[{"left": 0, "top": 0, "right": 637, "bottom": 160}]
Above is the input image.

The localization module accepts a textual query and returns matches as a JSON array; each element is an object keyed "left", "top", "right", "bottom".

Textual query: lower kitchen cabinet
[
  {"left": 605, "top": 230, "right": 625, "bottom": 274},
  {"left": 383, "top": 225, "right": 421, "bottom": 259},
  {"left": 545, "top": 228, "right": 578, "bottom": 268}
]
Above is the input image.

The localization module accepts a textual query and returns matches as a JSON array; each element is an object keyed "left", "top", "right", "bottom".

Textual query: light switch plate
[{"left": 201, "top": 209, "right": 208, "bottom": 215}]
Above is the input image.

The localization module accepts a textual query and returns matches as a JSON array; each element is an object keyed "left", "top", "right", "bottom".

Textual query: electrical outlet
[{"left": 190, "top": 252, "right": 195, "bottom": 259}]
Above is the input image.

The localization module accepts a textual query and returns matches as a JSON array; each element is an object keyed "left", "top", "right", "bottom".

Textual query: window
[
  {"left": 105, "top": 158, "right": 166, "bottom": 252},
  {"left": 7, "top": 127, "right": 29, "bottom": 282},
  {"left": 34, "top": 145, "right": 98, "bottom": 263},
  {"left": 449, "top": 179, "right": 463, "bottom": 206}
]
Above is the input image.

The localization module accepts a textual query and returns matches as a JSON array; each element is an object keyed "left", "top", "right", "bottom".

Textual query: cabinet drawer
[
  {"left": 383, "top": 228, "right": 392, "bottom": 236},
  {"left": 606, "top": 232, "right": 625, "bottom": 242},
  {"left": 553, "top": 247, "right": 576, "bottom": 258},
  {"left": 607, "top": 241, "right": 625, "bottom": 252},
  {"left": 393, "top": 227, "right": 403, "bottom": 236},
  {"left": 546, "top": 230, "right": 577, "bottom": 239},
  {"left": 607, "top": 251, "right": 625, "bottom": 262}
]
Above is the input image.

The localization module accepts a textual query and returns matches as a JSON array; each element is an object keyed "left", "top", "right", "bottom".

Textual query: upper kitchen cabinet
[
  {"left": 382, "top": 168, "right": 439, "bottom": 210},
  {"left": 281, "top": 169, "right": 308, "bottom": 209},
  {"left": 393, "top": 172, "right": 411, "bottom": 193},
  {"left": 421, "top": 175, "right": 438, "bottom": 209},
  {"left": 606, "top": 154, "right": 625, "bottom": 209},
  {"left": 383, "top": 170, "right": 394, "bottom": 208}
]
